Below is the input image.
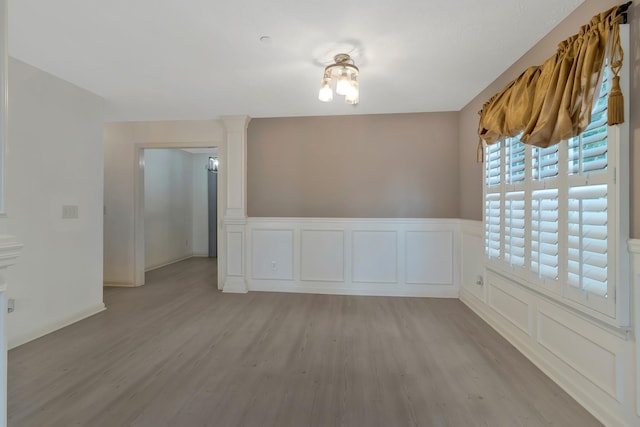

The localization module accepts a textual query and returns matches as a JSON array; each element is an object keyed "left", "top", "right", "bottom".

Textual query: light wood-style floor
[{"left": 8, "top": 257, "right": 601, "bottom": 427}]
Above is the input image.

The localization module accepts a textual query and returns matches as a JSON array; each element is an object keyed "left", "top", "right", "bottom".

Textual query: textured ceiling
[{"left": 9, "top": 0, "right": 583, "bottom": 121}]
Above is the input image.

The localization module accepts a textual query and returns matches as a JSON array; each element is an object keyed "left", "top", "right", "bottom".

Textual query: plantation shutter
[
  {"left": 565, "top": 64, "right": 611, "bottom": 310},
  {"left": 504, "top": 191, "right": 525, "bottom": 267},
  {"left": 531, "top": 189, "right": 559, "bottom": 281},
  {"left": 486, "top": 141, "right": 501, "bottom": 186},
  {"left": 568, "top": 70, "right": 609, "bottom": 175},
  {"left": 485, "top": 193, "right": 501, "bottom": 260},
  {"left": 533, "top": 145, "right": 559, "bottom": 180},
  {"left": 485, "top": 141, "right": 502, "bottom": 260},
  {"left": 567, "top": 185, "right": 609, "bottom": 298},
  {"left": 506, "top": 141, "right": 525, "bottom": 184}
]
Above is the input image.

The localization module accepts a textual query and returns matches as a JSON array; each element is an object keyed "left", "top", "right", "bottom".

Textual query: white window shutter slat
[
  {"left": 485, "top": 192, "right": 501, "bottom": 259},
  {"left": 566, "top": 184, "right": 608, "bottom": 298},
  {"left": 504, "top": 191, "right": 525, "bottom": 267},
  {"left": 531, "top": 189, "right": 559, "bottom": 280}
]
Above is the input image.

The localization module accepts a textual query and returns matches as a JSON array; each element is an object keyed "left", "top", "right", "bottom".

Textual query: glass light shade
[
  {"left": 318, "top": 78, "right": 333, "bottom": 102},
  {"left": 345, "top": 79, "right": 359, "bottom": 105},
  {"left": 335, "top": 70, "right": 351, "bottom": 95},
  {"left": 207, "top": 157, "right": 219, "bottom": 172}
]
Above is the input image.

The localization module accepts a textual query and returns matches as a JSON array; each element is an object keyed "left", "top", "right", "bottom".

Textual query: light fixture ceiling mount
[{"left": 318, "top": 53, "right": 359, "bottom": 105}]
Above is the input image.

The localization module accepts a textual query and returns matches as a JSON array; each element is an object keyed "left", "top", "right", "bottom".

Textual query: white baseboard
[
  {"left": 145, "top": 254, "right": 193, "bottom": 272},
  {"left": 103, "top": 281, "right": 135, "bottom": 287},
  {"left": 8, "top": 303, "right": 106, "bottom": 350},
  {"left": 222, "top": 276, "right": 248, "bottom": 293},
  {"left": 249, "top": 280, "right": 458, "bottom": 298},
  {"left": 106, "top": 253, "right": 206, "bottom": 286}
]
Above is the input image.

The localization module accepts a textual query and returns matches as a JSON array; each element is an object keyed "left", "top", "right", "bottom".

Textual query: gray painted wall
[{"left": 247, "top": 112, "right": 460, "bottom": 218}]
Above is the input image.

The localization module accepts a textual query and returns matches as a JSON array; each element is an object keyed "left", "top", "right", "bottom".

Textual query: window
[{"left": 483, "top": 63, "right": 629, "bottom": 326}]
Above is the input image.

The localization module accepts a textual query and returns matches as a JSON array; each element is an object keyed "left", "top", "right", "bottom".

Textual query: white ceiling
[{"left": 9, "top": 0, "right": 583, "bottom": 121}]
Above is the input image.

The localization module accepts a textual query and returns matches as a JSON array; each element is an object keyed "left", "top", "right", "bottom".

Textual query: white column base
[
  {"left": 222, "top": 276, "right": 248, "bottom": 293},
  {"left": 222, "top": 217, "right": 247, "bottom": 293}
]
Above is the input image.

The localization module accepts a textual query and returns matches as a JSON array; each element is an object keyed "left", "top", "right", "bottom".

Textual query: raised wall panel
[
  {"left": 537, "top": 311, "right": 618, "bottom": 399},
  {"left": 488, "top": 283, "right": 531, "bottom": 336},
  {"left": 251, "top": 230, "right": 293, "bottom": 280},
  {"left": 406, "top": 231, "right": 453, "bottom": 284},
  {"left": 301, "top": 230, "right": 344, "bottom": 282},
  {"left": 226, "top": 231, "right": 243, "bottom": 276},
  {"left": 461, "top": 231, "right": 484, "bottom": 300},
  {"left": 245, "top": 218, "right": 461, "bottom": 297},
  {"left": 352, "top": 231, "right": 397, "bottom": 283}
]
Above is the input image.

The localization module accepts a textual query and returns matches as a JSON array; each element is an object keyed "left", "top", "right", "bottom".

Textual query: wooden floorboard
[{"left": 8, "top": 257, "right": 601, "bottom": 426}]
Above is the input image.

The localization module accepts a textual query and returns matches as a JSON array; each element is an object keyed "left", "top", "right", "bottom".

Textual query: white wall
[
  {"left": 103, "top": 123, "right": 135, "bottom": 285},
  {"left": 143, "top": 150, "right": 211, "bottom": 267},
  {"left": 144, "top": 149, "right": 193, "bottom": 270},
  {"left": 103, "top": 121, "right": 224, "bottom": 285},
  {"left": 192, "top": 153, "right": 210, "bottom": 257},
  {"left": 6, "top": 58, "right": 105, "bottom": 348}
]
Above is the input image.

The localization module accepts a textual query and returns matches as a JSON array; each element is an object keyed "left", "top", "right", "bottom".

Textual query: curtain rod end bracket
[{"left": 617, "top": 1, "right": 632, "bottom": 24}]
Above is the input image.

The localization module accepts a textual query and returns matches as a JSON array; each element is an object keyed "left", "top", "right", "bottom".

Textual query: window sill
[{"left": 485, "top": 263, "right": 631, "bottom": 339}]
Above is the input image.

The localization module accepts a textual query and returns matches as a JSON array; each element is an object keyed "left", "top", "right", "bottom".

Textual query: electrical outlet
[
  {"left": 271, "top": 261, "right": 277, "bottom": 271},
  {"left": 7, "top": 298, "right": 15, "bottom": 313},
  {"left": 62, "top": 205, "right": 79, "bottom": 219}
]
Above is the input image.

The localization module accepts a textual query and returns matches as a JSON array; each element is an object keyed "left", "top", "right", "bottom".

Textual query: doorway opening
[{"left": 134, "top": 144, "right": 224, "bottom": 289}]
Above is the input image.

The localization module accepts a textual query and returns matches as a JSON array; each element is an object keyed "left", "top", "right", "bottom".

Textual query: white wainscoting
[
  {"left": 246, "top": 218, "right": 460, "bottom": 297},
  {"left": 459, "top": 221, "right": 640, "bottom": 427}
]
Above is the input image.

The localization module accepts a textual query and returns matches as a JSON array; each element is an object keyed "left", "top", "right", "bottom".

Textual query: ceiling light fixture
[
  {"left": 207, "top": 157, "right": 219, "bottom": 172},
  {"left": 318, "top": 53, "right": 359, "bottom": 105}
]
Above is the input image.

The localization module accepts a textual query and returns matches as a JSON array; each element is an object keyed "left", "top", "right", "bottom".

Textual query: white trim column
[
  {"left": 0, "top": 237, "right": 21, "bottom": 426},
  {"left": 0, "top": 2, "right": 21, "bottom": 426},
  {"left": 0, "top": 0, "right": 6, "bottom": 211},
  {"left": 221, "top": 116, "right": 250, "bottom": 293}
]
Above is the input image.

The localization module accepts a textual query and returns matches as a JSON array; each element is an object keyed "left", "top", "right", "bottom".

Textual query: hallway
[{"left": 8, "top": 257, "right": 600, "bottom": 426}]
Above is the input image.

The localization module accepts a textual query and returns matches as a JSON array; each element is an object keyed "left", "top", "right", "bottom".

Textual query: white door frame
[{"left": 133, "top": 141, "right": 226, "bottom": 289}]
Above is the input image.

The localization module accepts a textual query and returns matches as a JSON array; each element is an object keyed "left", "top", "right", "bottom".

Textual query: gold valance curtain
[{"left": 477, "top": 5, "right": 625, "bottom": 153}]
